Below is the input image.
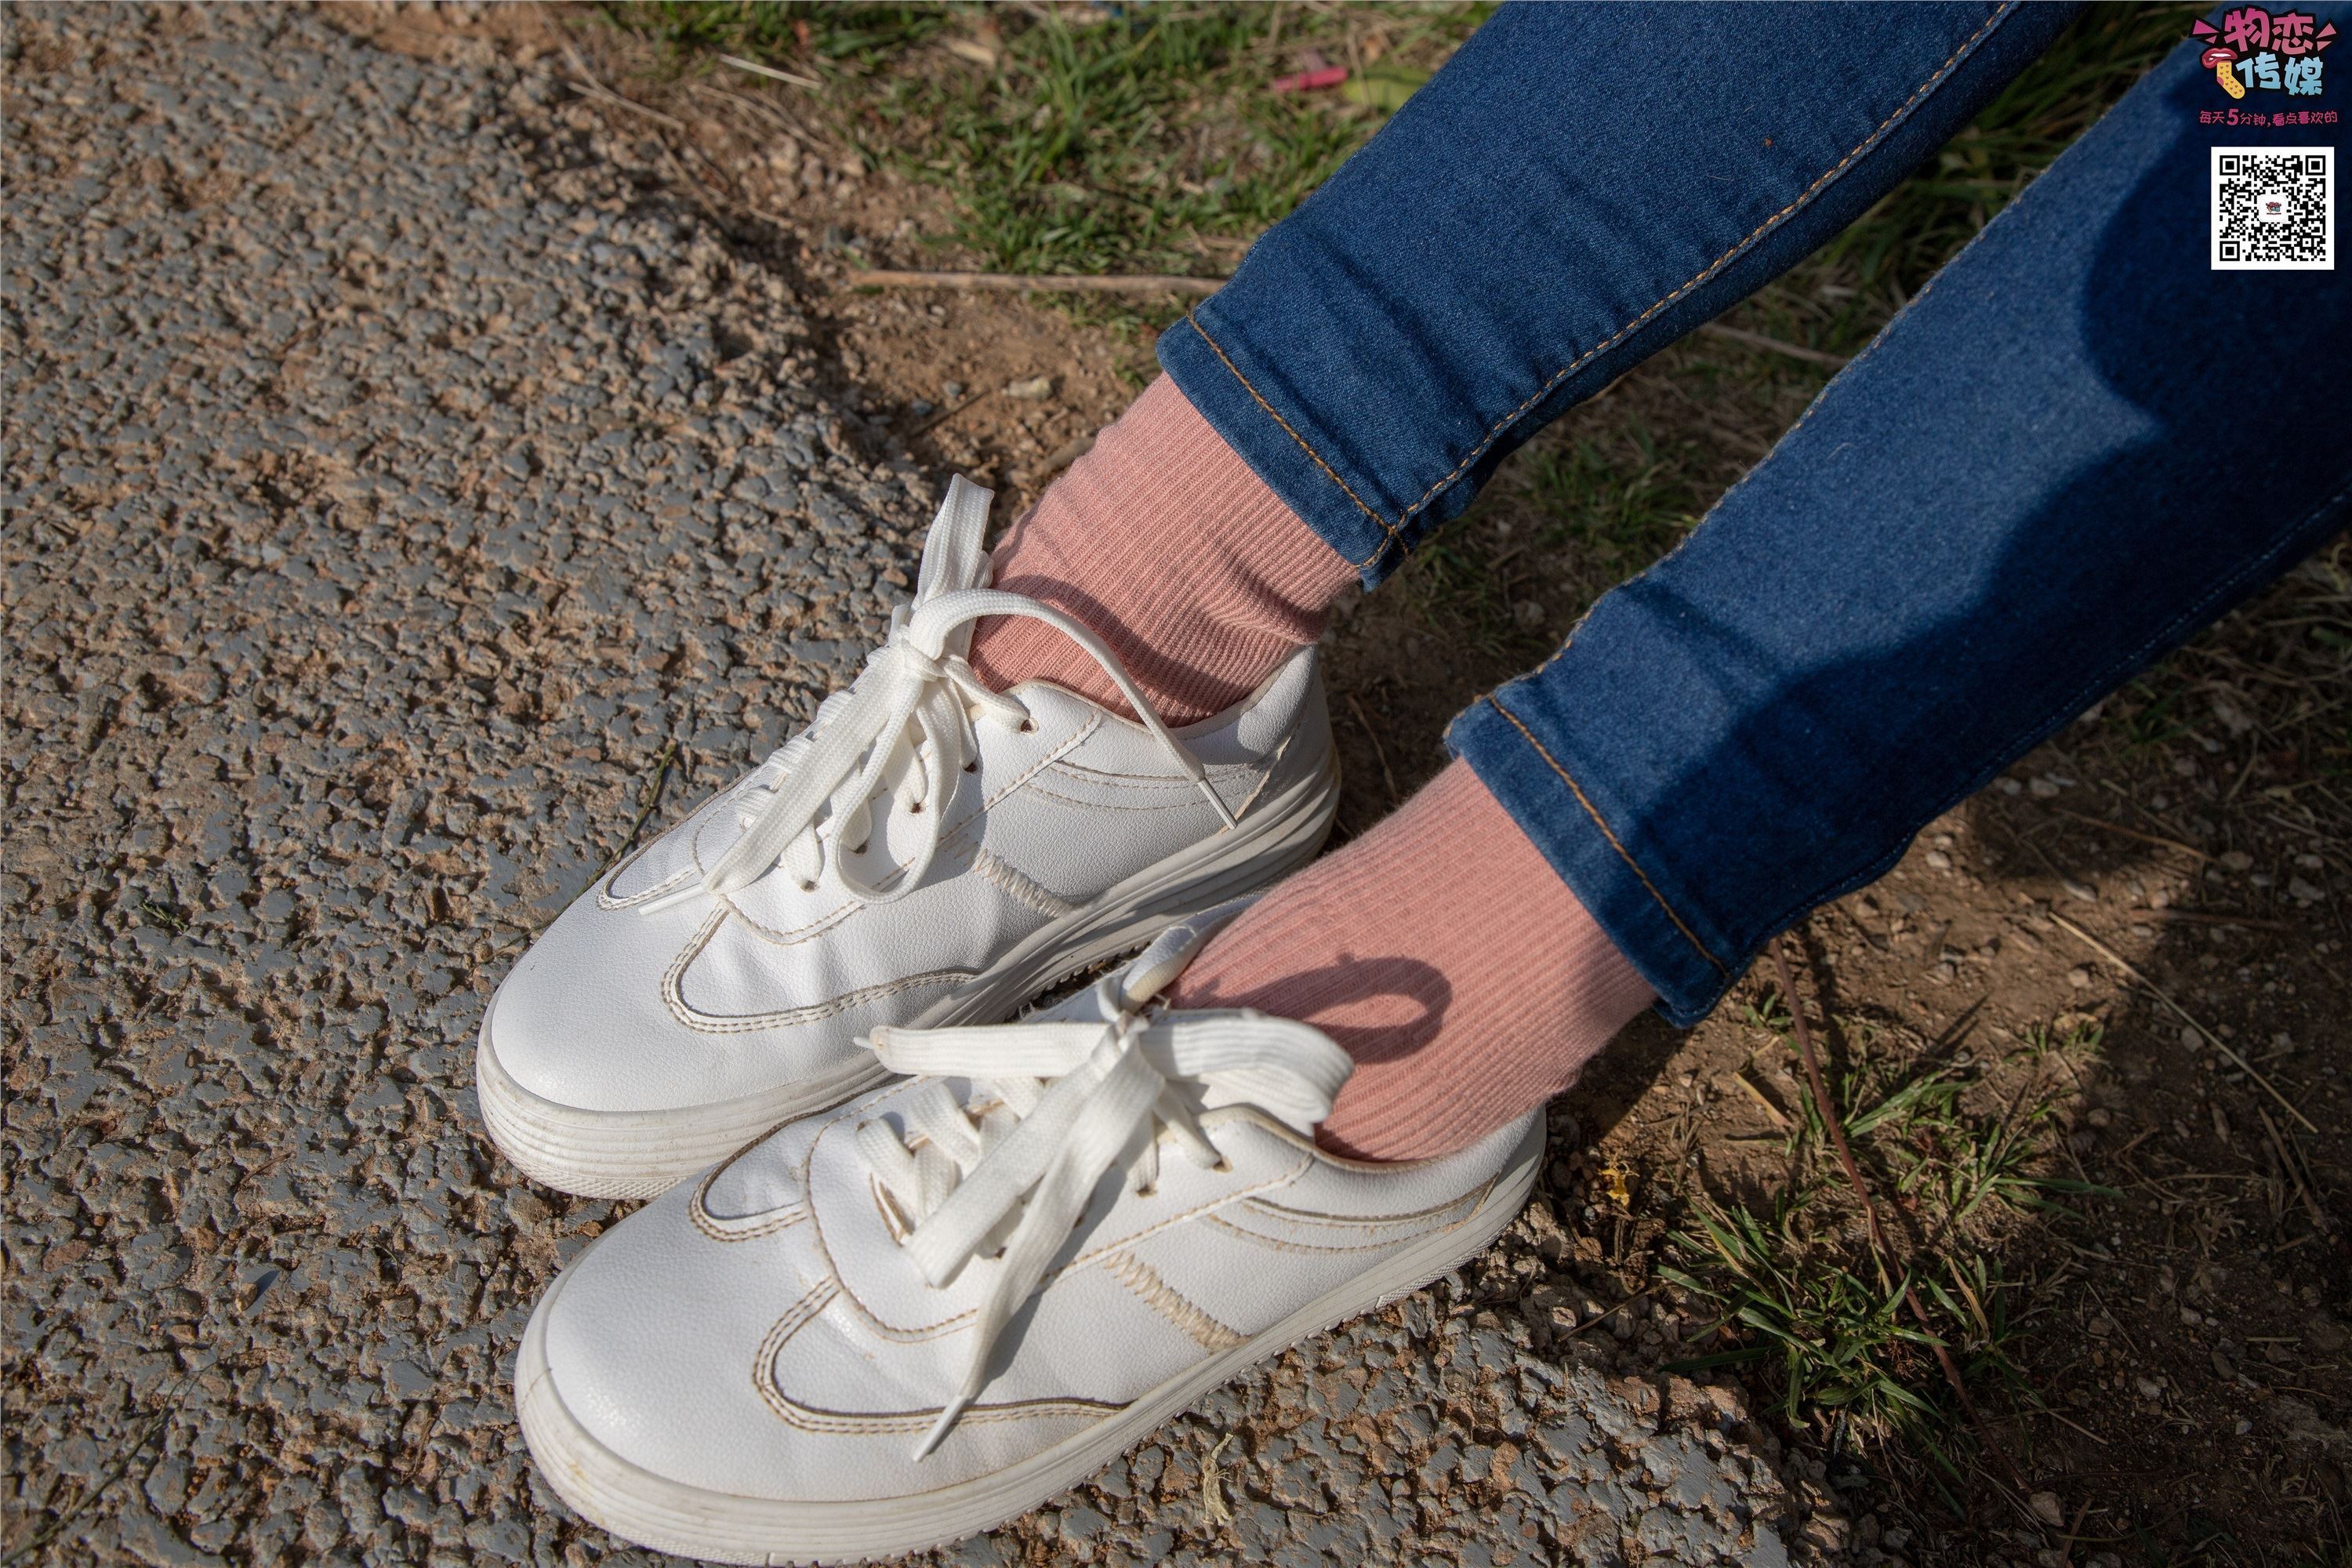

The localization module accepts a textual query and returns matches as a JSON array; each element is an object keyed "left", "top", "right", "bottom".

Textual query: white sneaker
[
  {"left": 513, "top": 907, "right": 1542, "bottom": 1565},
  {"left": 477, "top": 479, "right": 1338, "bottom": 1199}
]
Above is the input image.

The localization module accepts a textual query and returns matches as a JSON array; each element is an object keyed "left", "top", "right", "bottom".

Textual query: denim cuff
[
  {"left": 1157, "top": 311, "right": 1446, "bottom": 583},
  {"left": 1446, "top": 695, "right": 1731, "bottom": 1028},
  {"left": 1159, "top": 3, "right": 2078, "bottom": 588}
]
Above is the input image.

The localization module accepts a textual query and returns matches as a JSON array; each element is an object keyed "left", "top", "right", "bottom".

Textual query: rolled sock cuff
[{"left": 969, "top": 376, "right": 1354, "bottom": 725}]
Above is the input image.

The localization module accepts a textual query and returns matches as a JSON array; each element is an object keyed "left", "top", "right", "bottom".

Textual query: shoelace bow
[
  {"left": 641, "top": 477, "right": 1234, "bottom": 914},
  {"left": 856, "top": 975, "right": 1352, "bottom": 1460}
]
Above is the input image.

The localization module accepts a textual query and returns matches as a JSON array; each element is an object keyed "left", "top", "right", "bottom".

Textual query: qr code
[{"left": 2212, "top": 146, "right": 2333, "bottom": 270}]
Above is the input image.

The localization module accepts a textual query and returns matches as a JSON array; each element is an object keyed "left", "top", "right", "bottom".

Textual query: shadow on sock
[{"left": 1172, "top": 953, "right": 1452, "bottom": 1070}]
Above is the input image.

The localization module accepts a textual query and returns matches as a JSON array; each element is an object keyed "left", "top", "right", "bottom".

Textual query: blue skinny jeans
[{"left": 1159, "top": 2, "right": 2352, "bottom": 1025}]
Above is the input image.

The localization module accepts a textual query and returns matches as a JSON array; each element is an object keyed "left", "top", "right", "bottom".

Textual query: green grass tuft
[
  {"left": 1820, "top": 3, "right": 2203, "bottom": 301},
  {"left": 614, "top": 3, "right": 950, "bottom": 70},
  {"left": 1664, "top": 999, "right": 2109, "bottom": 1475},
  {"left": 606, "top": 2, "right": 1486, "bottom": 278}
]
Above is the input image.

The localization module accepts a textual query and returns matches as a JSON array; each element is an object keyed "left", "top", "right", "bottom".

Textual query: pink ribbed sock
[
  {"left": 1168, "top": 760, "right": 1657, "bottom": 1163},
  {"left": 963, "top": 378, "right": 1649, "bottom": 1158},
  {"left": 967, "top": 376, "right": 1356, "bottom": 726}
]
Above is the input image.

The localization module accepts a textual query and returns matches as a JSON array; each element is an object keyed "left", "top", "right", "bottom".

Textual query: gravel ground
[{"left": 2, "top": 8, "right": 1828, "bottom": 1564}]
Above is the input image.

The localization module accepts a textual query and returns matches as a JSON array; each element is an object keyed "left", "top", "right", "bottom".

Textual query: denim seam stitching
[
  {"left": 1748, "top": 475, "right": 2352, "bottom": 970},
  {"left": 1512, "top": 251, "right": 1957, "bottom": 691},
  {"left": 1510, "top": 9, "right": 2031, "bottom": 693},
  {"left": 1387, "top": 2, "right": 2020, "bottom": 534},
  {"left": 1181, "top": 2, "right": 2017, "bottom": 567},
  {"left": 1482, "top": 693, "right": 1731, "bottom": 978},
  {"left": 1181, "top": 310, "right": 1402, "bottom": 566}
]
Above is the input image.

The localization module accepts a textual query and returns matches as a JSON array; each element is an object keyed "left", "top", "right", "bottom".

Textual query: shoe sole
[
  {"left": 514, "top": 1113, "right": 1543, "bottom": 1565},
  {"left": 475, "top": 751, "right": 1341, "bottom": 1200}
]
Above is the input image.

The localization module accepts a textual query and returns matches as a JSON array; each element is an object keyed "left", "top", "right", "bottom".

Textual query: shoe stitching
[
  {"left": 688, "top": 1154, "right": 808, "bottom": 1243},
  {"left": 1022, "top": 780, "right": 1240, "bottom": 815},
  {"left": 663, "top": 906, "right": 975, "bottom": 1035},
  {"left": 822, "top": 1159, "right": 1308, "bottom": 1338},
  {"left": 1186, "top": 2, "right": 2019, "bottom": 568},
  {"left": 597, "top": 856, "right": 692, "bottom": 911},
  {"left": 1482, "top": 693, "right": 1730, "bottom": 978},
  {"left": 967, "top": 845, "right": 1081, "bottom": 918},
  {"left": 724, "top": 710, "right": 1101, "bottom": 931},
  {"left": 1031, "top": 760, "right": 1272, "bottom": 818},
  {"left": 725, "top": 812, "right": 993, "bottom": 945},
  {"left": 679, "top": 715, "right": 1101, "bottom": 941},
  {"left": 753, "top": 1278, "right": 1123, "bottom": 1436},
  {"left": 753, "top": 1168, "right": 1494, "bottom": 1436},
  {"left": 1044, "top": 759, "right": 1262, "bottom": 789},
  {"left": 1203, "top": 1212, "right": 1472, "bottom": 1256},
  {"left": 1202, "top": 1168, "right": 1497, "bottom": 1257},
  {"left": 806, "top": 1105, "right": 1312, "bottom": 1337},
  {"left": 979, "top": 713, "right": 1103, "bottom": 809},
  {"left": 1239, "top": 1186, "right": 1489, "bottom": 1229},
  {"left": 1100, "top": 1249, "right": 1247, "bottom": 1352},
  {"left": 725, "top": 822, "right": 979, "bottom": 946},
  {"left": 727, "top": 890, "right": 865, "bottom": 947},
  {"left": 1223, "top": 725, "right": 1301, "bottom": 822},
  {"left": 597, "top": 786, "right": 722, "bottom": 909},
  {"left": 703, "top": 714, "right": 1098, "bottom": 942},
  {"left": 871, "top": 1171, "right": 913, "bottom": 1243}
]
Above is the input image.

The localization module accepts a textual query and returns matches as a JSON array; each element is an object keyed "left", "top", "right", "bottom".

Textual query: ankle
[
  {"left": 1167, "top": 760, "right": 1656, "bottom": 1162},
  {"left": 966, "top": 376, "right": 1355, "bottom": 727}
]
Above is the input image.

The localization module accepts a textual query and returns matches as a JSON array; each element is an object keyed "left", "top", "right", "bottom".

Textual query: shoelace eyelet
[
  {"left": 962, "top": 759, "right": 977, "bottom": 773},
  {"left": 907, "top": 801, "right": 923, "bottom": 815},
  {"left": 664, "top": 481, "right": 1240, "bottom": 927}
]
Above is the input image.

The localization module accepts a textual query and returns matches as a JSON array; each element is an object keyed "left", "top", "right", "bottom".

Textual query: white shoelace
[
  {"left": 857, "top": 975, "right": 1352, "bottom": 1460},
  {"left": 641, "top": 477, "right": 1234, "bottom": 915}
]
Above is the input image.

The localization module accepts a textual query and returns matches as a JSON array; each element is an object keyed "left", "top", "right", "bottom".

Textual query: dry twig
[
  {"left": 596, "top": 739, "right": 681, "bottom": 884},
  {"left": 2049, "top": 807, "right": 2213, "bottom": 862},
  {"left": 907, "top": 386, "right": 996, "bottom": 437},
  {"left": 560, "top": 39, "right": 691, "bottom": 132},
  {"left": 850, "top": 267, "right": 1224, "bottom": 297},
  {"left": 852, "top": 270, "right": 1853, "bottom": 378},
  {"left": 718, "top": 52, "right": 822, "bottom": 90},
  {"left": 2254, "top": 1103, "right": 2335, "bottom": 1237},
  {"left": 2048, "top": 913, "right": 2316, "bottom": 1132},
  {"left": 1345, "top": 692, "right": 1402, "bottom": 809},
  {"left": 1695, "top": 321, "right": 1851, "bottom": 367}
]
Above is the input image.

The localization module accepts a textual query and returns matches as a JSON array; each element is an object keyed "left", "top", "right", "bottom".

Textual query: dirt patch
[{"left": 334, "top": 1, "right": 1155, "bottom": 528}]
